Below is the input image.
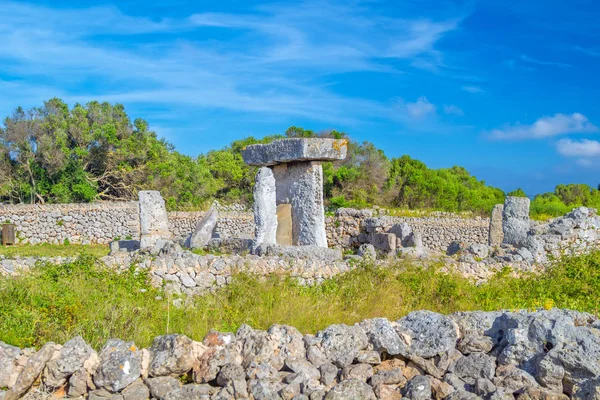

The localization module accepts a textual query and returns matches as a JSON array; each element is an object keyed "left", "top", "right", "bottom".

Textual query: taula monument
[{"left": 242, "top": 138, "right": 348, "bottom": 248}]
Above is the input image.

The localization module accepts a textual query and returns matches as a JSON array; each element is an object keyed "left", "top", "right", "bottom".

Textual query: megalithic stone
[
  {"left": 502, "top": 196, "right": 530, "bottom": 246},
  {"left": 488, "top": 204, "right": 504, "bottom": 246},
  {"left": 253, "top": 167, "right": 278, "bottom": 245},
  {"left": 138, "top": 190, "right": 171, "bottom": 249},
  {"left": 274, "top": 162, "right": 328, "bottom": 247}
]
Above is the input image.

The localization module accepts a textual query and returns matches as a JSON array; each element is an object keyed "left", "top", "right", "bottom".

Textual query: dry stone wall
[
  {"left": 1, "top": 308, "right": 598, "bottom": 399},
  {"left": 0, "top": 202, "right": 487, "bottom": 250},
  {"left": 327, "top": 214, "right": 489, "bottom": 252}
]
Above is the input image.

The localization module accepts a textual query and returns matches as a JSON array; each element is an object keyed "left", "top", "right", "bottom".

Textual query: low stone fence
[
  {"left": 0, "top": 202, "right": 490, "bottom": 251},
  {"left": 0, "top": 202, "right": 140, "bottom": 245},
  {"left": 327, "top": 214, "right": 489, "bottom": 252},
  {"left": 0, "top": 308, "right": 597, "bottom": 399}
]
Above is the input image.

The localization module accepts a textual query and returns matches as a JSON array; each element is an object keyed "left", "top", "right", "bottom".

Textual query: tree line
[{"left": 1, "top": 99, "right": 598, "bottom": 218}]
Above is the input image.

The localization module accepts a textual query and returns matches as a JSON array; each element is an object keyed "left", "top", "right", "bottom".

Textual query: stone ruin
[{"left": 242, "top": 138, "right": 348, "bottom": 248}]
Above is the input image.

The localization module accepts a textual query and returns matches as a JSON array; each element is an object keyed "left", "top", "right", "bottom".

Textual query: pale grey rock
[
  {"left": 88, "top": 388, "right": 124, "bottom": 400},
  {"left": 0, "top": 341, "right": 21, "bottom": 388},
  {"left": 395, "top": 311, "right": 459, "bottom": 358},
  {"left": 253, "top": 167, "right": 278, "bottom": 245},
  {"left": 357, "top": 244, "right": 376, "bottom": 260},
  {"left": 368, "top": 232, "right": 396, "bottom": 254},
  {"left": 359, "top": 318, "right": 402, "bottom": 355},
  {"left": 216, "top": 363, "right": 247, "bottom": 397},
  {"left": 122, "top": 379, "right": 150, "bottom": 400},
  {"left": 502, "top": 196, "right": 530, "bottom": 246},
  {"left": 457, "top": 334, "right": 494, "bottom": 355},
  {"left": 473, "top": 378, "right": 496, "bottom": 396},
  {"left": 319, "top": 363, "right": 338, "bottom": 386},
  {"left": 370, "top": 368, "right": 406, "bottom": 387},
  {"left": 67, "top": 368, "right": 90, "bottom": 398},
  {"left": 402, "top": 375, "right": 432, "bottom": 400},
  {"left": 334, "top": 208, "right": 373, "bottom": 218},
  {"left": 248, "top": 378, "right": 284, "bottom": 399},
  {"left": 93, "top": 339, "right": 142, "bottom": 393},
  {"left": 145, "top": 376, "right": 181, "bottom": 400},
  {"left": 468, "top": 244, "right": 489, "bottom": 259},
  {"left": 139, "top": 191, "right": 171, "bottom": 249},
  {"left": 316, "top": 324, "right": 368, "bottom": 368},
  {"left": 356, "top": 350, "right": 380, "bottom": 365},
  {"left": 253, "top": 244, "right": 342, "bottom": 262},
  {"left": 285, "top": 358, "right": 320, "bottom": 380},
  {"left": 44, "top": 335, "right": 96, "bottom": 388},
  {"left": 242, "top": 138, "right": 348, "bottom": 167},
  {"left": 163, "top": 384, "right": 214, "bottom": 400},
  {"left": 273, "top": 162, "right": 328, "bottom": 247},
  {"left": 389, "top": 222, "right": 413, "bottom": 246},
  {"left": 4, "top": 342, "right": 59, "bottom": 400},
  {"left": 489, "top": 204, "right": 504, "bottom": 246},
  {"left": 452, "top": 352, "right": 495, "bottom": 385},
  {"left": 340, "top": 363, "right": 373, "bottom": 382},
  {"left": 324, "top": 379, "right": 376, "bottom": 400},
  {"left": 188, "top": 207, "right": 218, "bottom": 249},
  {"left": 149, "top": 334, "right": 200, "bottom": 377}
]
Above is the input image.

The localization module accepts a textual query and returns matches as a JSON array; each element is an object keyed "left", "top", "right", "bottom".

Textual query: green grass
[
  {"left": 0, "top": 243, "right": 109, "bottom": 258},
  {"left": 1, "top": 251, "right": 599, "bottom": 350}
]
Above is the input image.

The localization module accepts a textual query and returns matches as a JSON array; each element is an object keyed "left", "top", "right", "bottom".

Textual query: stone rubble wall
[
  {"left": 0, "top": 203, "right": 490, "bottom": 250},
  {"left": 0, "top": 203, "right": 254, "bottom": 245},
  {"left": 326, "top": 215, "right": 490, "bottom": 252},
  {"left": 0, "top": 308, "right": 597, "bottom": 399},
  {"left": 0, "top": 202, "right": 141, "bottom": 245}
]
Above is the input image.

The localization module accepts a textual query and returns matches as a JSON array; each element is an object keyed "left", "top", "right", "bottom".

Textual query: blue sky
[{"left": 1, "top": 0, "right": 599, "bottom": 195}]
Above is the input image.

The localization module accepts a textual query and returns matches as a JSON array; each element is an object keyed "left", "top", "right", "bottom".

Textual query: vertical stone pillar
[
  {"left": 138, "top": 190, "right": 171, "bottom": 249},
  {"left": 488, "top": 204, "right": 504, "bottom": 246},
  {"left": 274, "top": 162, "right": 327, "bottom": 247},
  {"left": 253, "top": 167, "right": 278, "bottom": 245},
  {"left": 502, "top": 196, "right": 530, "bottom": 246}
]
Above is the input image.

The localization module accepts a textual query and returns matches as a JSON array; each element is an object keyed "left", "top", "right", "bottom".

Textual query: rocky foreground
[{"left": 1, "top": 309, "right": 600, "bottom": 400}]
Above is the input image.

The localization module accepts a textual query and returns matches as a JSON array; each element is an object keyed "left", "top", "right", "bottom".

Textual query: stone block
[
  {"left": 252, "top": 244, "right": 343, "bottom": 262},
  {"left": 488, "top": 204, "right": 504, "bottom": 247},
  {"left": 188, "top": 207, "right": 218, "bottom": 249},
  {"left": 368, "top": 233, "right": 396, "bottom": 253},
  {"left": 274, "top": 162, "right": 328, "bottom": 247},
  {"left": 502, "top": 196, "right": 531, "bottom": 246},
  {"left": 253, "top": 167, "right": 278, "bottom": 245},
  {"left": 139, "top": 191, "right": 171, "bottom": 249},
  {"left": 242, "top": 138, "right": 348, "bottom": 166}
]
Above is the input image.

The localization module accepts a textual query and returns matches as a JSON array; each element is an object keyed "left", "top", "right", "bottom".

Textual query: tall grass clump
[{"left": 1, "top": 251, "right": 599, "bottom": 349}]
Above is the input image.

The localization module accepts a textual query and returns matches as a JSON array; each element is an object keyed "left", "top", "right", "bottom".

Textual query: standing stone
[
  {"left": 276, "top": 204, "right": 293, "bottom": 245},
  {"left": 273, "top": 162, "right": 328, "bottom": 247},
  {"left": 253, "top": 167, "right": 278, "bottom": 245},
  {"left": 489, "top": 204, "right": 504, "bottom": 247},
  {"left": 139, "top": 191, "right": 171, "bottom": 249},
  {"left": 188, "top": 207, "right": 218, "bottom": 249},
  {"left": 502, "top": 197, "right": 530, "bottom": 246}
]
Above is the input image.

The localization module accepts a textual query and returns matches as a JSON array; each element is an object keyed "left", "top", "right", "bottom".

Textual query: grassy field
[
  {"left": 0, "top": 251, "right": 599, "bottom": 349},
  {"left": 0, "top": 243, "right": 109, "bottom": 258}
]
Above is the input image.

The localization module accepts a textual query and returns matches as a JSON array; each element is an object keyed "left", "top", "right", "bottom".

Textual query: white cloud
[
  {"left": 0, "top": 0, "right": 462, "bottom": 127},
  {"left": 556, "top": 139, "right": 600, "bottom": 157},
  {"left": 488, "top": 113, "right": 599, "bottom": 140},
  {"left": 400, "top": 96, "right": 437, "bottom": 119},
  {"left": 462, "top": 85, "right": 484, "bottom": 94},
  {"left": 443, "top": 104, "right": 464, "bottom": 116},
  {"left": 520, "top": 55, "right": 573, "bottom": 68}
]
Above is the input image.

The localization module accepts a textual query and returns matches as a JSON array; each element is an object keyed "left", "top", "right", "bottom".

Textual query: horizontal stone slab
[{"left": 242, "top": 138, "right": 348, "bottom": 166}]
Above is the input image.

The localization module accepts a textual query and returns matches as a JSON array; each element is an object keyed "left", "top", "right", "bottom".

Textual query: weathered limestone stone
[
  {"left": 242, "top": 138, "right": 348, "bottom": 167},
  {"left": 253, "top": 167, "right": 278, "bottom": 245},
  {"left": 274, "top": 162, "right": 327, "bottom": 247},
  {"left": 139, "top": 191, "right": 171, "bottom": 249},
  {"left": 276, "top": 204, "right": 293, "bottom": 245},
  {"left": 489, "top": 204, "right": 504, "bottom": 247},
  {"left": 502, "top": 197, "right": 530, "bottom": 246},
  {"left": 188, "top": 207, "right": 218, "bottom": 249}
]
